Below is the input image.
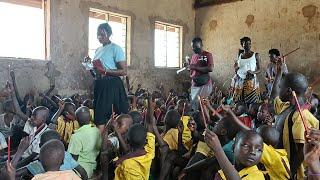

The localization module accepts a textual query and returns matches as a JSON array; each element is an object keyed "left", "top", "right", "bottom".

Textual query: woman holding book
[{"left": 84, "top": 23, "right": 129, "bottom": 133}]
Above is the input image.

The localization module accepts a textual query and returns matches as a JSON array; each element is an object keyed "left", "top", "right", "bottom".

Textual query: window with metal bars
[
  {"left": 154, "top": 22, "right": 182, "bottom": 68},
  {"left": 88, "top": 9, "right": 131, "bottom": 65}
]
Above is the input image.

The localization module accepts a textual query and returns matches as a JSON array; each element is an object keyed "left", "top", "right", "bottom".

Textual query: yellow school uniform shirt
[
  {"left": 114, "top": 132, "right": 155, "bottom": 180},
  {"left": 261, "top": 143, "right": 290, "bottom": 179},
  {"left": 163, "top": 116, "right": 193, "bottom": 151},
  {"left": 163, "top": 128, "right": 179, "bottom": 150},
  {"left": 218, "top": 165, "right": 265, "bottom": 180},
  {"left": 274, "top": 96, "right": 319, "bottom": 179},
  {"left": 196, "top": 141, "right": 214, "bottom": 157},
  {"left": 181, "top": 116, "right": 193, "bottom": 149},
  {"left": 56, "top": 116, "right": 79, "bottom": 144}
]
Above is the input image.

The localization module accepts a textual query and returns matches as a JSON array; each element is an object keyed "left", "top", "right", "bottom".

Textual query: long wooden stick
[
  {"left": 7, "top": 136, "right": 11, "bottom": 162},
  {"left": 292, "top": 91, "right": 309, "bottom": 132},
  {"left": 283, "top": 47, "right": 300, "bottom": 57},
  {"left": 182, "top": 103, "right": 186, "bottom": 117},
  {"left": 198, "top": 96, "right": 207, "bottom": 128}
]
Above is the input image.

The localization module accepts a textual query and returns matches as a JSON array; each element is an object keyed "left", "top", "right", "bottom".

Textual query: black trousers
[{"left": 93, "top": 76, "right": 129, "bottom": 125}]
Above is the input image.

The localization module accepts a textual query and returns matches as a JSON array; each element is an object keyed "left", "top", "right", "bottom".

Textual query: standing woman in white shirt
[{"left": 231, "top": 37, "right": 261, "bottom": 104}]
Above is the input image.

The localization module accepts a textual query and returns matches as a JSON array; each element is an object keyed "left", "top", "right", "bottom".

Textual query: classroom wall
[
  {"left": 0, "top": 0, "right": 195, "bottom": 97},
  {"left": 195, "top": 0, "right": 320, "bottom": 91}
]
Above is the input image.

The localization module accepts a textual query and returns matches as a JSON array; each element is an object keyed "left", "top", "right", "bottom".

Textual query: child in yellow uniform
[
  {"left": 162, "top": 111, "right": 193, "bottom": 151},
  {"left": 114, "top": 116, "right": 155, "bottom": 179},
  {"left": 205, "top": 130, "right": 265, "bottom": 180},
  {"left": 51, "top": 101, "right": 79, "bottom": 145},
  {"left": 257, "top": 125, "right": 291, "bottom": 179},
  {"left": 270, "top": 61, "right": 319, "bottom": 179}
]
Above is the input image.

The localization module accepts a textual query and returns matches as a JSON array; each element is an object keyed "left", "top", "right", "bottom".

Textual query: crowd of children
[{"left": 0, "top": 54, "right": 320, "bottom": 180}]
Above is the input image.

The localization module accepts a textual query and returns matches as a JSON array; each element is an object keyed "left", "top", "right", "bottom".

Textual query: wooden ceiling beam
[{"left": 194, "top": 0, "right": 242, "bottom": 9}]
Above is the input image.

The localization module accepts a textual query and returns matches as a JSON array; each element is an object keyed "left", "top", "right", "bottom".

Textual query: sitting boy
[
  {"left": 234, "top": 102, "right": 252, "bottom": 129},
  {"left": 270, "top": 60, "right": 319, "bottom": 179},
  {"left": 257, "top": 125, "right": 291, "bottom": 179},
  {"left": 67, "top": 106, "right": 101, "bottom": 178},
  {"left": 32, "top": 140, "right": 81, "bottom": 180},
  {"left": 18, "top": 107, "right": 50, "bottom": 168},
  {"left": 31, "top": 130, "right": 87, "bottom": 179},
  {"left": 114, "top": 119, "right": 155, "bottom": 179},
  {"left": 255, "top": 103, "right": 274, "bottom": 129},
  {"left": 101, "top": 114, "right": 133, "bottom": 179},
  {"left": 51, "top": 101, "right": 79, "bottom": 145},
  {"left": 205, "top": 130, "right": 265, "bottom": 179}
]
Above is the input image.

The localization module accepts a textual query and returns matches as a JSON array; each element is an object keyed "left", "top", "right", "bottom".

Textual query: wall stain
[
  {"left": 281, "top": 8, "right": 288, "bottom": 13},
  {"left": 245, "top": 14, "right": 254, "bottom": 27},
  {"left": 302, "top": 5, "right": 317, "bottom": 22},
  {"left": 209, "top": 20, "right": 218, "bottom": 31}
]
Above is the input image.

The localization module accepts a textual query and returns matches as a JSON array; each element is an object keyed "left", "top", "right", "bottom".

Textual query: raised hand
[
  {"left": 204, "top": 129, "right": 222, "bottom": 152},
  {"left": 6, "top": 161, "right": 16, "bottom": 180},
  {"left": 264, "top": 115, "right": 274, "bottom": 125},
  {"left": 276, "top": 56, "right": 286, "bottom": 73},
  {"left": 58, "top": 100, "right": 65, "bottom": 110},
  {"left": 305, "top": 129, "right": 320, "bottom": 165}
]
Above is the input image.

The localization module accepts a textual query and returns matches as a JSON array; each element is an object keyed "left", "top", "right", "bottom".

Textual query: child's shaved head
[
  {"left": 176, "top": 99, "right": 190, "bottom": 115},
  {"left": 75, "top": 106, "right": 91, "bottom": 126},
  {"left": 30, "top": 106, "right": 49, "bottom": 127},
  {"left": 129, "top": 111, "right": 143, "bottom": 124},
  {"left": 116, "top": 114, "right": 133, "bottom": 135},
  {"left": 127, "top": 124, "right": 146, "bottom": 150},
  {"left": 164, "top": 110, "right": 181, "bottom": 129},
  {"left": 40, "top": 139, "right": 65, "bottom": 171},
  {"left": 83, "top": 99, "right": 93, "bottom": 109},
  {"left": 40, "top": 130, "right": 61, "bottom": 147},
  {"left": 280, "top": 72, "right": 308, "bottom": 101},
  {"left": 256, "top": 125, "right": 279, "bottom": 147}
]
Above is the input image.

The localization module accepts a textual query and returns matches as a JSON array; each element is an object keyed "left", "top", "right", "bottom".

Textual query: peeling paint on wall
[{"left": 245, "top": 14, "right": 254, "bottom": 27}]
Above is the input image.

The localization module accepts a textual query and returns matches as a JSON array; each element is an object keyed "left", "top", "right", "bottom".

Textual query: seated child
[
  {"left": 23, "top": 130, "right": 87, "bottom": 179},
  {"left": 101, "top": 114, "right": 133, "bottom": 179},
  {"left": 51, "top": 101, "right": 79, "bottom": 145},
  {"left": 21, "top": 106, "right": 50, "bottom": 162},
  {"left": 154, "top": 98, "right": 166, "bottom": 124},
  {"left": 271, "top": 71, "right": 319, "bottom": 179},
  {"left": 255, "top": 104, "right": 274, "bottom": 129},
  {"left": 234, "top": 102, "right": 252, "bottom": 129},
  {"left": 184, "top": 115, "right": 240, "bottom": 179},
  {"left": 248, "top": 102, "right": 261, "bottom": 123},
  {"left": 0, "top": 99, "right": 25, "bottom": 148},
  {"left": 176, "top": 99, "right": 193, "bottom": 150},
  {"left": 32, "top": 140, "right": 81, "bottom": 180},
  {"left": 82, "top": 99, "right": 94, "bottom": 123},
  {"left": 68, "top": 106, "right": 101, "bottom": 178},
  {"left": 162, "top": 110, "right": 187, "bottom": 151},
  {"left": 128, "top": 110, "right": 143, "bottom": 124},
  {"left": 114, "top": 122, "right": 155, "bottom": 180},
  {"left": 257, "top": 125, "right": 291, "bottom": 179},
  {"left": 205, "top": 130, "right": 265, "bottom": 180}
]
